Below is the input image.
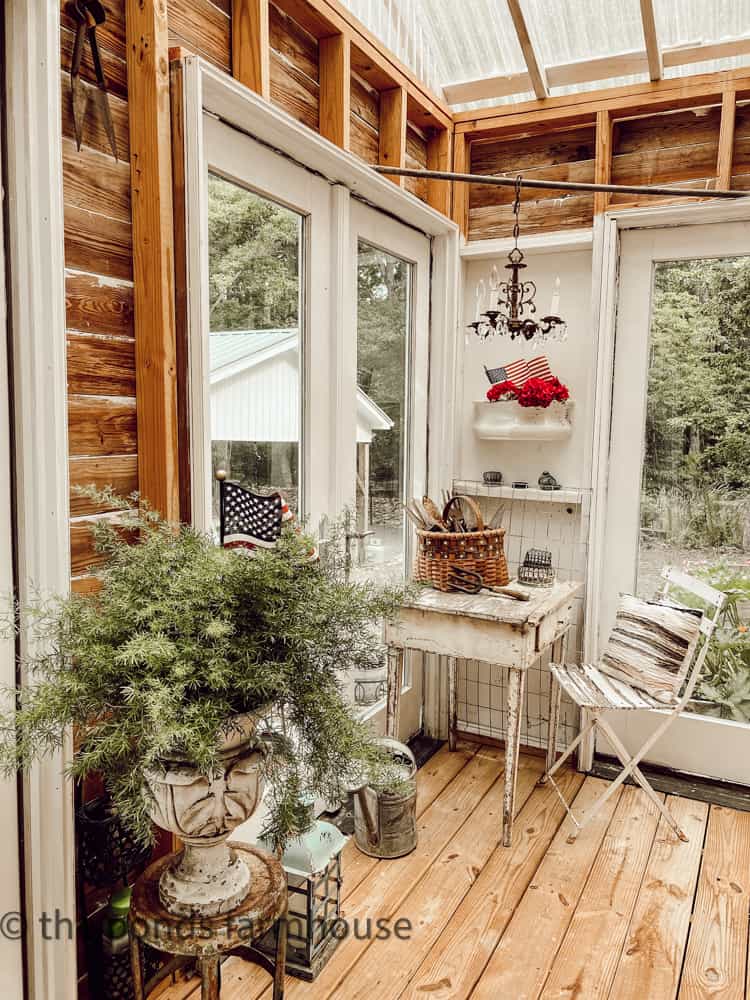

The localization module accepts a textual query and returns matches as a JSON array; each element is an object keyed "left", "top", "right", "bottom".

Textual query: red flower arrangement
[
  {"left": 486, "top": 379, "right": 519, "bottom": 402},
  {"left": 486, "top": 374, "right": 570, "bottom": 408}
]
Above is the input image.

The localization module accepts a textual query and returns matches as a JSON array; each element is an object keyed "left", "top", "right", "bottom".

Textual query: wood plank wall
[
  {"left": 460, "top": 72, "right": 750, "bottom": 239},
  {"left": 61, "top": 0, "right": 137, "bottom": 590}
]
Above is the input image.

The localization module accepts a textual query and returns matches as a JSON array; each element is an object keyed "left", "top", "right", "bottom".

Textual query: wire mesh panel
[{"left": 452, "top": 484, "right": 589, "bottom": 751}]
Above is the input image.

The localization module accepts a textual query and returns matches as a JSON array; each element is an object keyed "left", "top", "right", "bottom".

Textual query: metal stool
[{"left": 129, "top": 843, "right": 287, "bottom": 999}]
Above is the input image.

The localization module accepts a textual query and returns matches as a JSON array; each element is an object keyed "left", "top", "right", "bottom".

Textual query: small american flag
[
  {"left": 485, "top": 356, "right": 553, "bottom": 385},
  {"left": 484, "top": 358, "right": 529, "bottom": 385},
  {"left": 526, "top": 356, "right": 553, "bottom": 382},
  {"left": 219, "top": 480, "right": 293, "bottom": 551}
]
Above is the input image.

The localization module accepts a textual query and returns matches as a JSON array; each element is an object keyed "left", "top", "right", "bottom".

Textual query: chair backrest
[
  {"left": 599, "top": 593, "right": 704, "bottom": 703},
  {"left": 657, "top": 566, "right": 726, "bottom": 703}
]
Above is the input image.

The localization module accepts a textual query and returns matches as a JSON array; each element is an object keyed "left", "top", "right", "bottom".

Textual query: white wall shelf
[{"left": 453, "top": 479, "right": 587, "bottom": 506}]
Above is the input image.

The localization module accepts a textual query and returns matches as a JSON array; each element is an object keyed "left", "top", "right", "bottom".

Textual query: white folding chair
[{"left": 541, "top": 566, "right": 726, "bottom": 842}]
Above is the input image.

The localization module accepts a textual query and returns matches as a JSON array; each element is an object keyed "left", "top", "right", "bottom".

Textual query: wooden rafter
[
  {"left": 445, "top": 33, "right": 750, "bottom": 107},
  {"left": 506, "top": 0, "right": 548, "bottom": 101},
  {"left": 717, "top": 85, "right": 738, "bottom": 190},
  {"left": 639, "top": 0, "right": 662, "bottom": 81}
]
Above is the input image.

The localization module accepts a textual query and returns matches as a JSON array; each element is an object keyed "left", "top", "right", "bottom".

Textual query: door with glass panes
[
  {"left": 197, "top": 115, "right": 431, "bottom": 741},
  {"left": 601, "top": 221, "right": 750, "bottom": 785},
  {"left": 346, "top": 201, "right": 430, "bottom": 736}
]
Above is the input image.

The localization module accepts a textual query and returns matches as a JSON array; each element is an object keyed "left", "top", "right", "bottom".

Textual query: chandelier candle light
[{"left": 469, "top": 176, "right": 567, "bottom": 345}]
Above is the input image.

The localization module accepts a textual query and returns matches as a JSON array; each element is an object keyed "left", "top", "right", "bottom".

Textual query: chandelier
[{"left": 468, "top": 176, "right": 567, "bottom": 344}]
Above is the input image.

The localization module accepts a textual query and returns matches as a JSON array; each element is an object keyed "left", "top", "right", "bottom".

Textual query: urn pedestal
[{"left": 145, "top": 714, "right": 265, "bottom": 918}]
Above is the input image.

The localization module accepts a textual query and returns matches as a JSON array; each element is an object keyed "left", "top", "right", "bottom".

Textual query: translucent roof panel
[{"left": 338, "top": 0, "right": 750, "bottom": 110}]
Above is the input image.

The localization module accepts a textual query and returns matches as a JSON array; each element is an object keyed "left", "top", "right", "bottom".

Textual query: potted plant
[
  {"left": 473, "top": 375, "right": 573, "bottom": 441},
  {"left": 0, "top": 493, "right": 404, "bottom": 916}
]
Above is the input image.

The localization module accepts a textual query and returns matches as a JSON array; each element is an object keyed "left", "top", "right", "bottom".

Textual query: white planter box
[{"left": 473, "top": 400, "right": 573, "bottom": 441}]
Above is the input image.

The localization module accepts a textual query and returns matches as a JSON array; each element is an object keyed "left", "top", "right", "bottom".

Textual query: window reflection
[{"left": 207, "top": 174, "right": 303, "bottom": 521}]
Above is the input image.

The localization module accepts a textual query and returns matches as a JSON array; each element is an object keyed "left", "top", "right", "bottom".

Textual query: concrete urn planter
[{"left": 144, "top": 712, "right": 266, "bottom": 918}]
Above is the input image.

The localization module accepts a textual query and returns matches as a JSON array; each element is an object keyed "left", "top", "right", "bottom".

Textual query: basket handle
[{"left": 442, "top": 494, "right": 485, "bottom": 532}]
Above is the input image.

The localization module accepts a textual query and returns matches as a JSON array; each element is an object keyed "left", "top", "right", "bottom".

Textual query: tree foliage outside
[
  {"left": 639, "top": 258, "right": 750, "bottom": 723},
  {"left": 208, "top": 173, "right": 300, "bottom": 333},
  {"left": 642, "top": 257, "right": 750, "bottom": 549}
]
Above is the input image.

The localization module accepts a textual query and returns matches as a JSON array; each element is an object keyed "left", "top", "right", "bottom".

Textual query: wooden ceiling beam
[
  {"left": 639, "top": 0, "right": 662, "bottom": 81},
  {"left": 506, "top": 0, "right": 548, "bottom": 100},
  {"left": 455, "top": 66, "right": 750, "bottom": 135},
  {"left": 445, "top": 34, "right": 750, "bottom": 107}
]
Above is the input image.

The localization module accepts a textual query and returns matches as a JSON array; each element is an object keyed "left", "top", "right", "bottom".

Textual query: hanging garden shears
[{"left": 70, "top": 0, "right": 118, "bottom": 161}]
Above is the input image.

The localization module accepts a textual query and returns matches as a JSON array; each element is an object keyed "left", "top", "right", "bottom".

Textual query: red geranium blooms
[
  {"left": 486, "top": 379, "right": 519, "bottom": 402},
  {"left": 548, "top": 376, "right": 570, "bottom": 402},
  {"left": 517, "top": 377, "right": 554, "bottom": 408}
]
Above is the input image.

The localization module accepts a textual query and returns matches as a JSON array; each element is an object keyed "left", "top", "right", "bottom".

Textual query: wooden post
[
  {"left": 379, "top": 86, "right": 407, "bottom": 186},
  {"left": 232, "top": 0, "right": 270, "bottom": 99},
  {"left": 639, "top": 0, "right": 663, "bottom": 81},
  {"left": 126, "top": 0, "right": 180, "bottom": 522},
  {"left": 426, "top": 127, "right": 453, "bottom": 216},
  {"left": 452, "top": 131, "right": 469, "bottom": 235},
  {"left": 717, "top": 85, "right": 737, "bottom": 190},
  {"left": 594, "top": 110, "right": 612, "bottom": 216},
  {"left": 319, "top": 33, "right": 351, "bottom": 149}
]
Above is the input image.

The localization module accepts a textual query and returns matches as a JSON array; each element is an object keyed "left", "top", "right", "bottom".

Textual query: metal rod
[{"left": 374, "top": 165, "right": 749, "bottom": 200}]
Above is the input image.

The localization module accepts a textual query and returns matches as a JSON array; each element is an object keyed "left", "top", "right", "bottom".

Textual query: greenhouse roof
[{"left": 339, "top": 0, "right": 750, "bottom": 110}]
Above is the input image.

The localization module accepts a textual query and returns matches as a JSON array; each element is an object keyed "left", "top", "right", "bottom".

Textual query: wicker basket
[{"left": 414, "top": 495, "right": 509, "bottom": 593}]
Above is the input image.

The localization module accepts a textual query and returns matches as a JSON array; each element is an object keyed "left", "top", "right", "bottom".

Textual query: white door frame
[
  {"left": 178, "top": 57, "right": 461, "bottom": 740},
  {"left": 349, "top": 200, "right": 432, "bottom": 740},
  {"left": 584, "top": 197, "right": 750, "bottom": 774},
  {"left": 4, "top": 2, "right": 77, "bottom": 997},
  {"left": 190, "top": 113, "right": 334, "bottom": 531},
  {"left": 178, "top": 55, "right": 460, "bottom": 527}
]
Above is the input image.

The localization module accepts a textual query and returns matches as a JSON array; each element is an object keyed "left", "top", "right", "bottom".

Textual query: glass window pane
[
  {"left": 207, "top": 173, "right": 303, "bottom": 525},
  {"left": 353, "top": 240, "right": 412, "bottom": 588},
  {"left": 637, "top": 256, "right": 750, "bottom": 722}
]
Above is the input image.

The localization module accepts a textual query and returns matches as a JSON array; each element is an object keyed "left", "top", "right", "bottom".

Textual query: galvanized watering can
[{"left": 352, "top": 738, "right": 417, "bottom": 859}]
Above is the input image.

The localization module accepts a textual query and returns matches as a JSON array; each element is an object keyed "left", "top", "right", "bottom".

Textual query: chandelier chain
[{"left": 512, "top": 175, "right": 522, "bottom": 247}]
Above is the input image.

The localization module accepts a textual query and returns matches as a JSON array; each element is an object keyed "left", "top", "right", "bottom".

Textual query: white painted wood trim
[
  {"left": 585, "top": 199, "right": 750, "bottom": 775},
  {"left": 460, "top": 229, "right": 593, "bottom": 260},
  {"left": 4, "top": 2, "right": 76, "bottom": 997},
  {"left": 0, "top": 64, "right": 24, "bottom": 1000},
  {"left": 194, "top": 58, "right": 458, "bottom": 239}
]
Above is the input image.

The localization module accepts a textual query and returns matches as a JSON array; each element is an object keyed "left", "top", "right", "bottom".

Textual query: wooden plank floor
[{"left": 157, "top": 744, "right": 750, "bottom": 1000}]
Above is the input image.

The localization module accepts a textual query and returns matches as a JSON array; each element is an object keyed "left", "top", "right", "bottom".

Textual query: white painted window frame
[
  {"left": 582, "top": 197, "right": 750, "bottom": 770},
  {"left": 178, "top": 56, "right": 460, "bottom": 741},
  {"left": 179, "top": 56, "right": 460, "bottom": 524},
  {"left": 4, "top": 2, "right": 77, "bottom": 998}
]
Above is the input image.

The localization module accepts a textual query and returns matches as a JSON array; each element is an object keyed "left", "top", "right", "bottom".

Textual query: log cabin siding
[{"left": 60, "top": 0, "right": 137, "bottom": 595}]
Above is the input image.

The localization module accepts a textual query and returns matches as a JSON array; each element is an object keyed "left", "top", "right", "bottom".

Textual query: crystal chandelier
[{"left": 468, "top": 177, "right": 567, "bottom": 344}]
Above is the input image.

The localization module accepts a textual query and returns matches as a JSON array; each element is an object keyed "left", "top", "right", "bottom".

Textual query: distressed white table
[{"left": 384, "top": 580, "right": 583, "bottom": 847}]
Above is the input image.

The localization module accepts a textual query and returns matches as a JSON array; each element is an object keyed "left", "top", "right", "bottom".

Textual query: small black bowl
[{"left": 482, "top": 471, "right": 503, "bottom": 485}]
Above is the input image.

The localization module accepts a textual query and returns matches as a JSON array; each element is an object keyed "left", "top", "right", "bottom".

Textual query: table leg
[
  {"left": 130, "top": 934, "right": 145, "bottom": 1000},
  {"left": 273, "top": 911, "right": 288, "bottom": 1000},
  {"left": 200, "top": 957, "right": 220, "bottom": 1000},
  {"left": 386, "top": 646, "right": 404, "bottom": 739},
  {"left": 503, "top": 666, "right": 526, "bottom": 848},
  {"left": 447, "top": 656, "right": 457, "bottom": 751}
]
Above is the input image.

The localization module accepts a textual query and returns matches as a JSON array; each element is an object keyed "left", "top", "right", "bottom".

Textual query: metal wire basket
[{"left": 518, "top": 548, "right": 555, "bottom": 587}]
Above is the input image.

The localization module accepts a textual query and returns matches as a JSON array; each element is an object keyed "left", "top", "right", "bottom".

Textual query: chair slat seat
[{"left": 551, "top": 661, "right": 679, "bottom": 711}]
